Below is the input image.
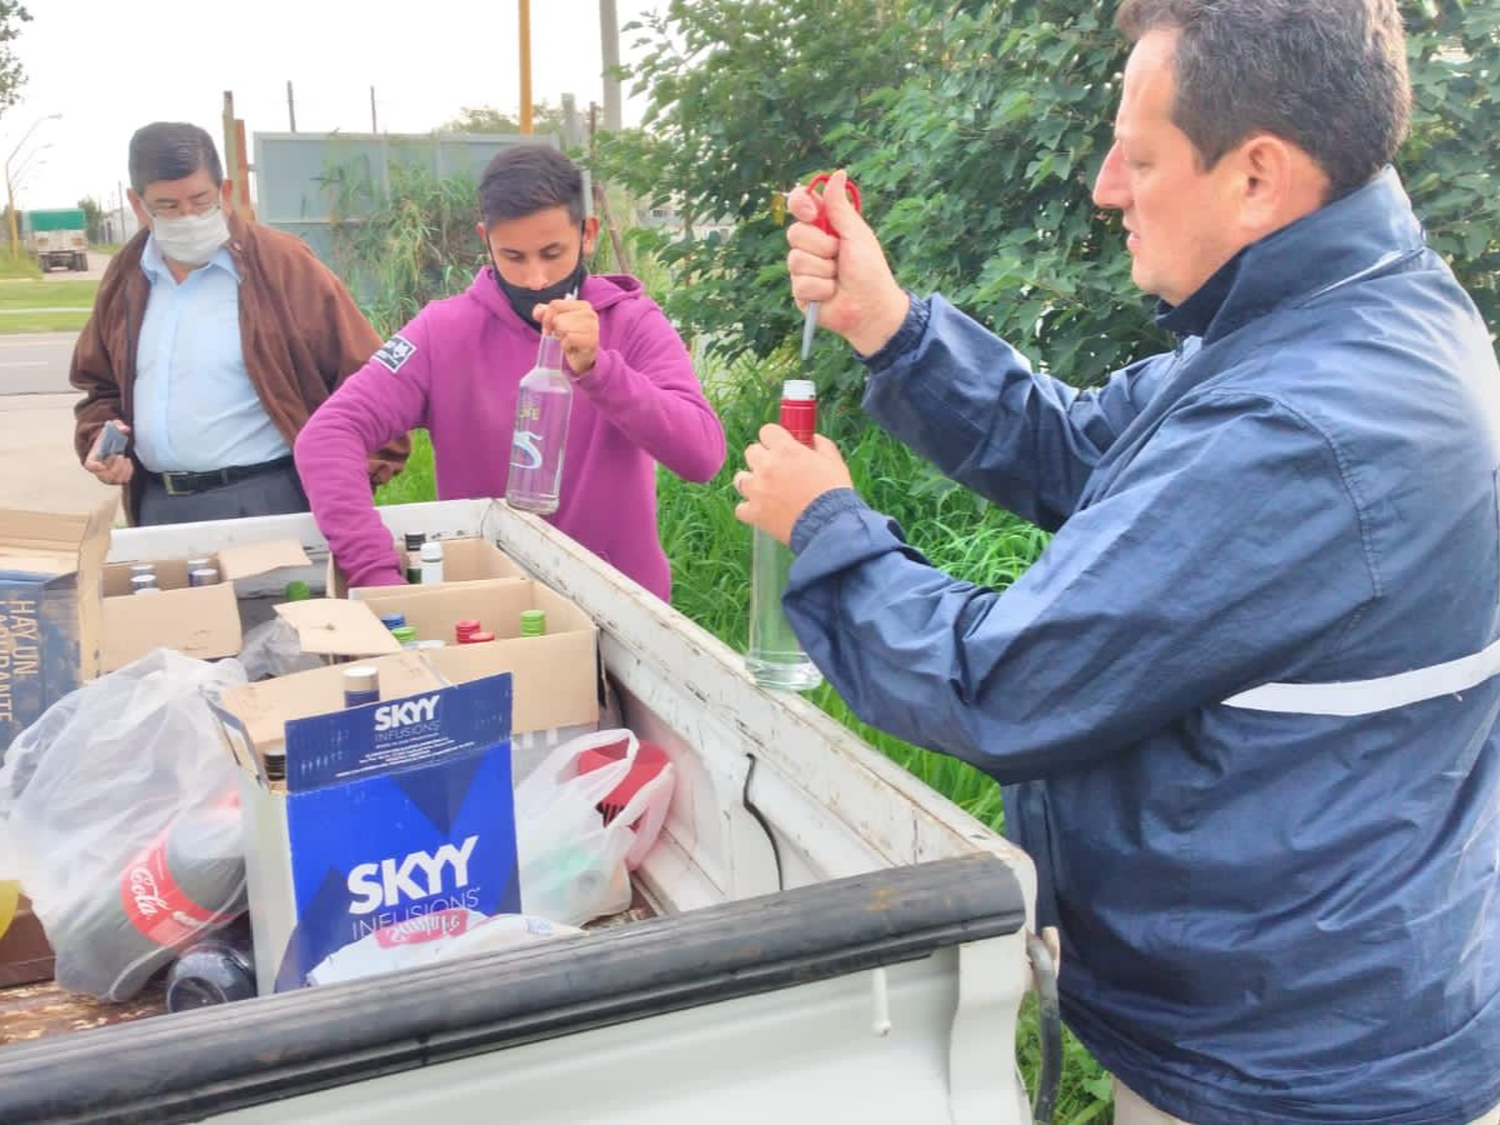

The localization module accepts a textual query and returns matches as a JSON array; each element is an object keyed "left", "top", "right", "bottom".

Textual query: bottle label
[
  {"left": 120, "top": 831, "right": 238, "bottom": 947},
  {"left": 511, "top": 428, "right": 545, "bottom": 471}
]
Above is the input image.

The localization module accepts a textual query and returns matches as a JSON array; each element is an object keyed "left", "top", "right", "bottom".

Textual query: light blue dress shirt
[{"left": 132, "top": 235, "right": 291, "bottom": 473}]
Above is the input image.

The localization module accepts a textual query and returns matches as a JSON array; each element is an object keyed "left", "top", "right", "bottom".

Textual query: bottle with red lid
[{"left": 746, "top": 379, "right": 824, "bottom": 692}]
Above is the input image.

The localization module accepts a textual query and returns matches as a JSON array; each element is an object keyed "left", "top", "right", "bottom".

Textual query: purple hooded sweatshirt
[{"left": 295, "top": 269, "right": 726, "bottom": 600}]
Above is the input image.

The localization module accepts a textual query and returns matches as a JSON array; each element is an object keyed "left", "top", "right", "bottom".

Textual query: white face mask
[{"left": 152, "top": 208, "right": 230, "bottom": 268}]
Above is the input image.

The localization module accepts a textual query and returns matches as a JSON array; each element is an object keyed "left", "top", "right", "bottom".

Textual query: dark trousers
[{"left": 137, "top": 463, "right": 309, "bottom": 527}]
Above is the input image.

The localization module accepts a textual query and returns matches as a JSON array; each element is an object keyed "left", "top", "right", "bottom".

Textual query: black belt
[{"left": 156, "top": 456, "right": 296, "bottom": 497}]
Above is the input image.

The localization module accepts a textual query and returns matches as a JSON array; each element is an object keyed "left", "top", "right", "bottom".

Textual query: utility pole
[
  {"left": 287, "top": 81, "right": 297, "bottom": 132},
  {"left": 222, "top": 91, "right": 240, "bottom": 197},
  {"left": 117, "top": 181, "right": 127, "bottom": 245},
  {"left": 519, "top": 0, "right": 533, "bottom": 134},
  {"left": 562, "top": 93, "right": 581, "bottom": 151},
  {"left": 370, "top": 86, "right": 378, "bottom": 133},
  {"left": 600, "top": 0, "right": 622, "bottom": 132}
]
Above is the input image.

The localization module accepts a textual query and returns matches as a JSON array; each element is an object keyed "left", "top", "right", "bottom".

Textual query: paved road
[
  {"left": 0, "top": 392, "right": 120, "bottom": 516},
  {"left": 0, "top": 332, "right": 76, "bottom": 395}
]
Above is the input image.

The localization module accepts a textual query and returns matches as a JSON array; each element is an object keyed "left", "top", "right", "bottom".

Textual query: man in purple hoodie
[{"left": 295, "top": 146, "right": 726, "bottom": 601}]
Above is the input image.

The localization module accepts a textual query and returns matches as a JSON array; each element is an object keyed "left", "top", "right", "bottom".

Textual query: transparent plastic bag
[
  {"left": 0, "top": 649, "right": 249, "bottom": 1000},
  {"left": 512, "top": 729, "right": 674, "bottom": 926},
  {"left": 238, "top": 617, "right": 323, "bottom": 681}
]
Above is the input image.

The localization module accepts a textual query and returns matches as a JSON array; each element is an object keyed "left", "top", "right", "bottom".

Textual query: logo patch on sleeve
[{"left": 372, "top": 334, "right": 417, "bottom": 373}]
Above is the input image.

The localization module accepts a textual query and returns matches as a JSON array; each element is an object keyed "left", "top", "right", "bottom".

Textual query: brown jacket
[{"left": 71, "top": 212, "right": 407, "bottom": 523}]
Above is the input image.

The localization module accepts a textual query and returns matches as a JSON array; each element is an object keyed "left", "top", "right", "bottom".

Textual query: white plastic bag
[
  {"left": 512, "top": 729, "right": 674, "bottom": 926},
  {"left": 305, "top": 909, "right": 581, "bottom": 988},
  {"left": 0, "top": 649, "right": 249, "bottom": 999}
]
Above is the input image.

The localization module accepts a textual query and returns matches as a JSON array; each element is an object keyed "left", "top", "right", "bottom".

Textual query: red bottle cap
[
  {"left": 780, "top": 379, "right": 817, "bottom": 447},
  {"left": 455, "top": 619, "right": 481, "bottom": 641},
  {"left": 467, "top": 631, "right": 496, "bottom": 644}
]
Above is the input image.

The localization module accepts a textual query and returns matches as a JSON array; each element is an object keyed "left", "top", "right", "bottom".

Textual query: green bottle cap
[
  {"left": 519, "top": 609, "right": 547, "bottom": 637},
  {"left": 284, "top": 579, "right": 312, "bottom": 601},
  {"left": 391, "top": 625, "right": 419, "bottom": 645}
]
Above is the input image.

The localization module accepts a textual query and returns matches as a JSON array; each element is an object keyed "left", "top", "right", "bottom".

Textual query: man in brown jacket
[{"left": 72, "top": 121, "right": 405, "bottom": 525}]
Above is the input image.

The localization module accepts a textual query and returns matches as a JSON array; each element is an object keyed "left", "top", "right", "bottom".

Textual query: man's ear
[
  {"left": 582, "top": 215, "right": 601, "bottom": 257},
  {"left": 1234, "top": 133, "right": 1325, "bottom": 238}
]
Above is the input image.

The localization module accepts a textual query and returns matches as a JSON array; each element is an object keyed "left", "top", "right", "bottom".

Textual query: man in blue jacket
[{"left": 734, "top": 1, "right": 1500, "bottom": 1122}]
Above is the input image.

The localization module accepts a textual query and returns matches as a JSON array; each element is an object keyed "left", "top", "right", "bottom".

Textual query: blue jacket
[{"left": 784, "top": 169, "right": 1500, "bottom": 1123}]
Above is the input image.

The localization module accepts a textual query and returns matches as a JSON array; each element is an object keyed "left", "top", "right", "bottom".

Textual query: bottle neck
[{"left": 535, "top": 334, "right": 565, "bottom": 372}]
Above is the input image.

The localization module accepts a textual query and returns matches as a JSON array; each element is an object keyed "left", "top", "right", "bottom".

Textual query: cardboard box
[
  {"left": 271, "top": 597, "right": 405, "bottom": 660},
  {"left": 328, "top": 535, "right": 525, "bottom": 599},
  {"left": 211, "top": 660, "right": 521, "bottom": 994},
  {"left": 0, "top": 498, "right": 117, "bottom": 750},
  {"left": 0, "top": 893, "right": 55, "bottom": 987},
  {"left": 349, "top": 579, "right": 600, "bottom": 771},
  {"left": 102, "top": 540, "right": 311, "bottom": 671}
]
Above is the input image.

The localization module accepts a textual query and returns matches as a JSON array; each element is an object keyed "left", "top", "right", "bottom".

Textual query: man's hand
[
  {"left": 787, "top": 169, "right": 910, "bottom": 357},
  {"left": 536, "top": 298, "right": 600, "bottom": 376},
  {"left": 733, "top": 424, "right": 855, "bottom": 545},
  {"left": 83, "top": 421, "right": 134, "bottom": 485}
]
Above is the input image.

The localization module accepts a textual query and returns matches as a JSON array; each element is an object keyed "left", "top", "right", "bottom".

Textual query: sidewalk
[{"left": 0, "top": 393, "right": 124, "bottom": 518}]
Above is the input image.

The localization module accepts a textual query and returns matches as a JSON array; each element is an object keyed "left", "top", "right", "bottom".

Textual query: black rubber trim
[{"left": 0, "top": 854, "right": 1027, "bottom": 1124}]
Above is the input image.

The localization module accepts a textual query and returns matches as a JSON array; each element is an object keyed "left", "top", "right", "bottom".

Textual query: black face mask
[{"left": 490, "top": 235, "right": 589, "bottom": 328}]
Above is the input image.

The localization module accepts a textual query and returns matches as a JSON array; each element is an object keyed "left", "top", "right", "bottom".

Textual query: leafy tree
[
  {"left": 439, "top": 101, "right": 572, "bottom": 138},
  {"left": 597, "top": 0, "right": 924, "bottom": 369},
  {"left": 0, "top": 2, "right": 31, "bottom": 122},
  {"left": 601, "top": 0, "right": 1499, "bottom": 395},
  {"left": 77, "top": 195, "right": 103, "bottom": 243},
  {"left": 1404, "top": 0, "right": 1500, "bottom": 330}
]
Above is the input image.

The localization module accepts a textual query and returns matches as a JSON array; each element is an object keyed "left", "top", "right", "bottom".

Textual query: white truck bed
[{"left": 0, "top": 499, "right": 1051, "bottom": 1124}]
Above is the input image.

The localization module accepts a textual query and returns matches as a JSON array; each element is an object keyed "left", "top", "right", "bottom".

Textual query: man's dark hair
[
  {"left": 478, "top": 145, "right": 586, "bottom": 226},
  {"left": 128, "top": 122, "right": 224, "bottom": 195},
  {"left": 1114, "top": 0, "right": 1411, "bottom": 199}
]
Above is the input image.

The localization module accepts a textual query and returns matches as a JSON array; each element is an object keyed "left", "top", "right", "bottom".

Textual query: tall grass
[
  {"left": 0, "top": 248, "right": 40, "bottom": 280},
  {"left": 322, "top": 160, "right": 488, "bottom": 337}
]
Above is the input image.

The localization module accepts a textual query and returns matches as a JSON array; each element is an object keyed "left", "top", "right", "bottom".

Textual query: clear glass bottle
[
  {"left": 506, "top": 334, "right": 574, "bottom": 515},
  {"left": 746, "top": 379, "right": 824, "bottom": 692}
]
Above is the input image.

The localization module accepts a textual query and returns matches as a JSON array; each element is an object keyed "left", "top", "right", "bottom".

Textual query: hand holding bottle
[
  {"left": 734, "top": 424, "right": 854, "bottom": 546},
  {"left": 536, "top": 298, "right": 600, "bottom": 375}
]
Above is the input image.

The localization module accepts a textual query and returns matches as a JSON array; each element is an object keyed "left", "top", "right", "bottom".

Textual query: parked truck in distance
[{"left": 24, "top": 208, "right": 89, "bottom": 272}]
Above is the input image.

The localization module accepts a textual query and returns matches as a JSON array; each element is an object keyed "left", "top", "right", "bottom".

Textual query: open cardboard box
[
  {"left": 0, "top": 497, "right": 116, "bottom": 750},
  {"left": 328, "top": 536, "right": 525, "bottom": 600},
  {"left": 346, "top": 579, "right": 600, "bottom": 770},
  {"left": 211, "top": 655, "right": 521, "bottom": 994},
  {"left": 102, "top": 539, "right": 311, "bottom": 671}
]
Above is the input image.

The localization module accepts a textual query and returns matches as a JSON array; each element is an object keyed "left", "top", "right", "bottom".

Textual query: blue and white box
[{"left": 211, "top": 654, "right": 520, "bottom": 994}]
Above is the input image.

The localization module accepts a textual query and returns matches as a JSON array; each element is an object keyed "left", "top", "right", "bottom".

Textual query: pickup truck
[{"left": 0, "top": 498, "right": 1059, "bottom": 1124}]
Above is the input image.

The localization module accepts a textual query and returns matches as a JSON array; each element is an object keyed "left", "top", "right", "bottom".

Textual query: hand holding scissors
[
  {"left": 798, "top": 172, "right": 862, "bottom": 361},
  {"left": 786, "top": 171, "right": 909, "bottom": 359}
]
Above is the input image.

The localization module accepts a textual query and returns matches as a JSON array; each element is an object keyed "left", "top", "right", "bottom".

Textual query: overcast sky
[{"left": 1, "top": 0, "right": 663, "bottom": 213}]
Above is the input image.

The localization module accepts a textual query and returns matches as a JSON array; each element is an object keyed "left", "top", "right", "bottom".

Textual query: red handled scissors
[{"left": 801, "top": 172, "right": 862, "bottom": 361}]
